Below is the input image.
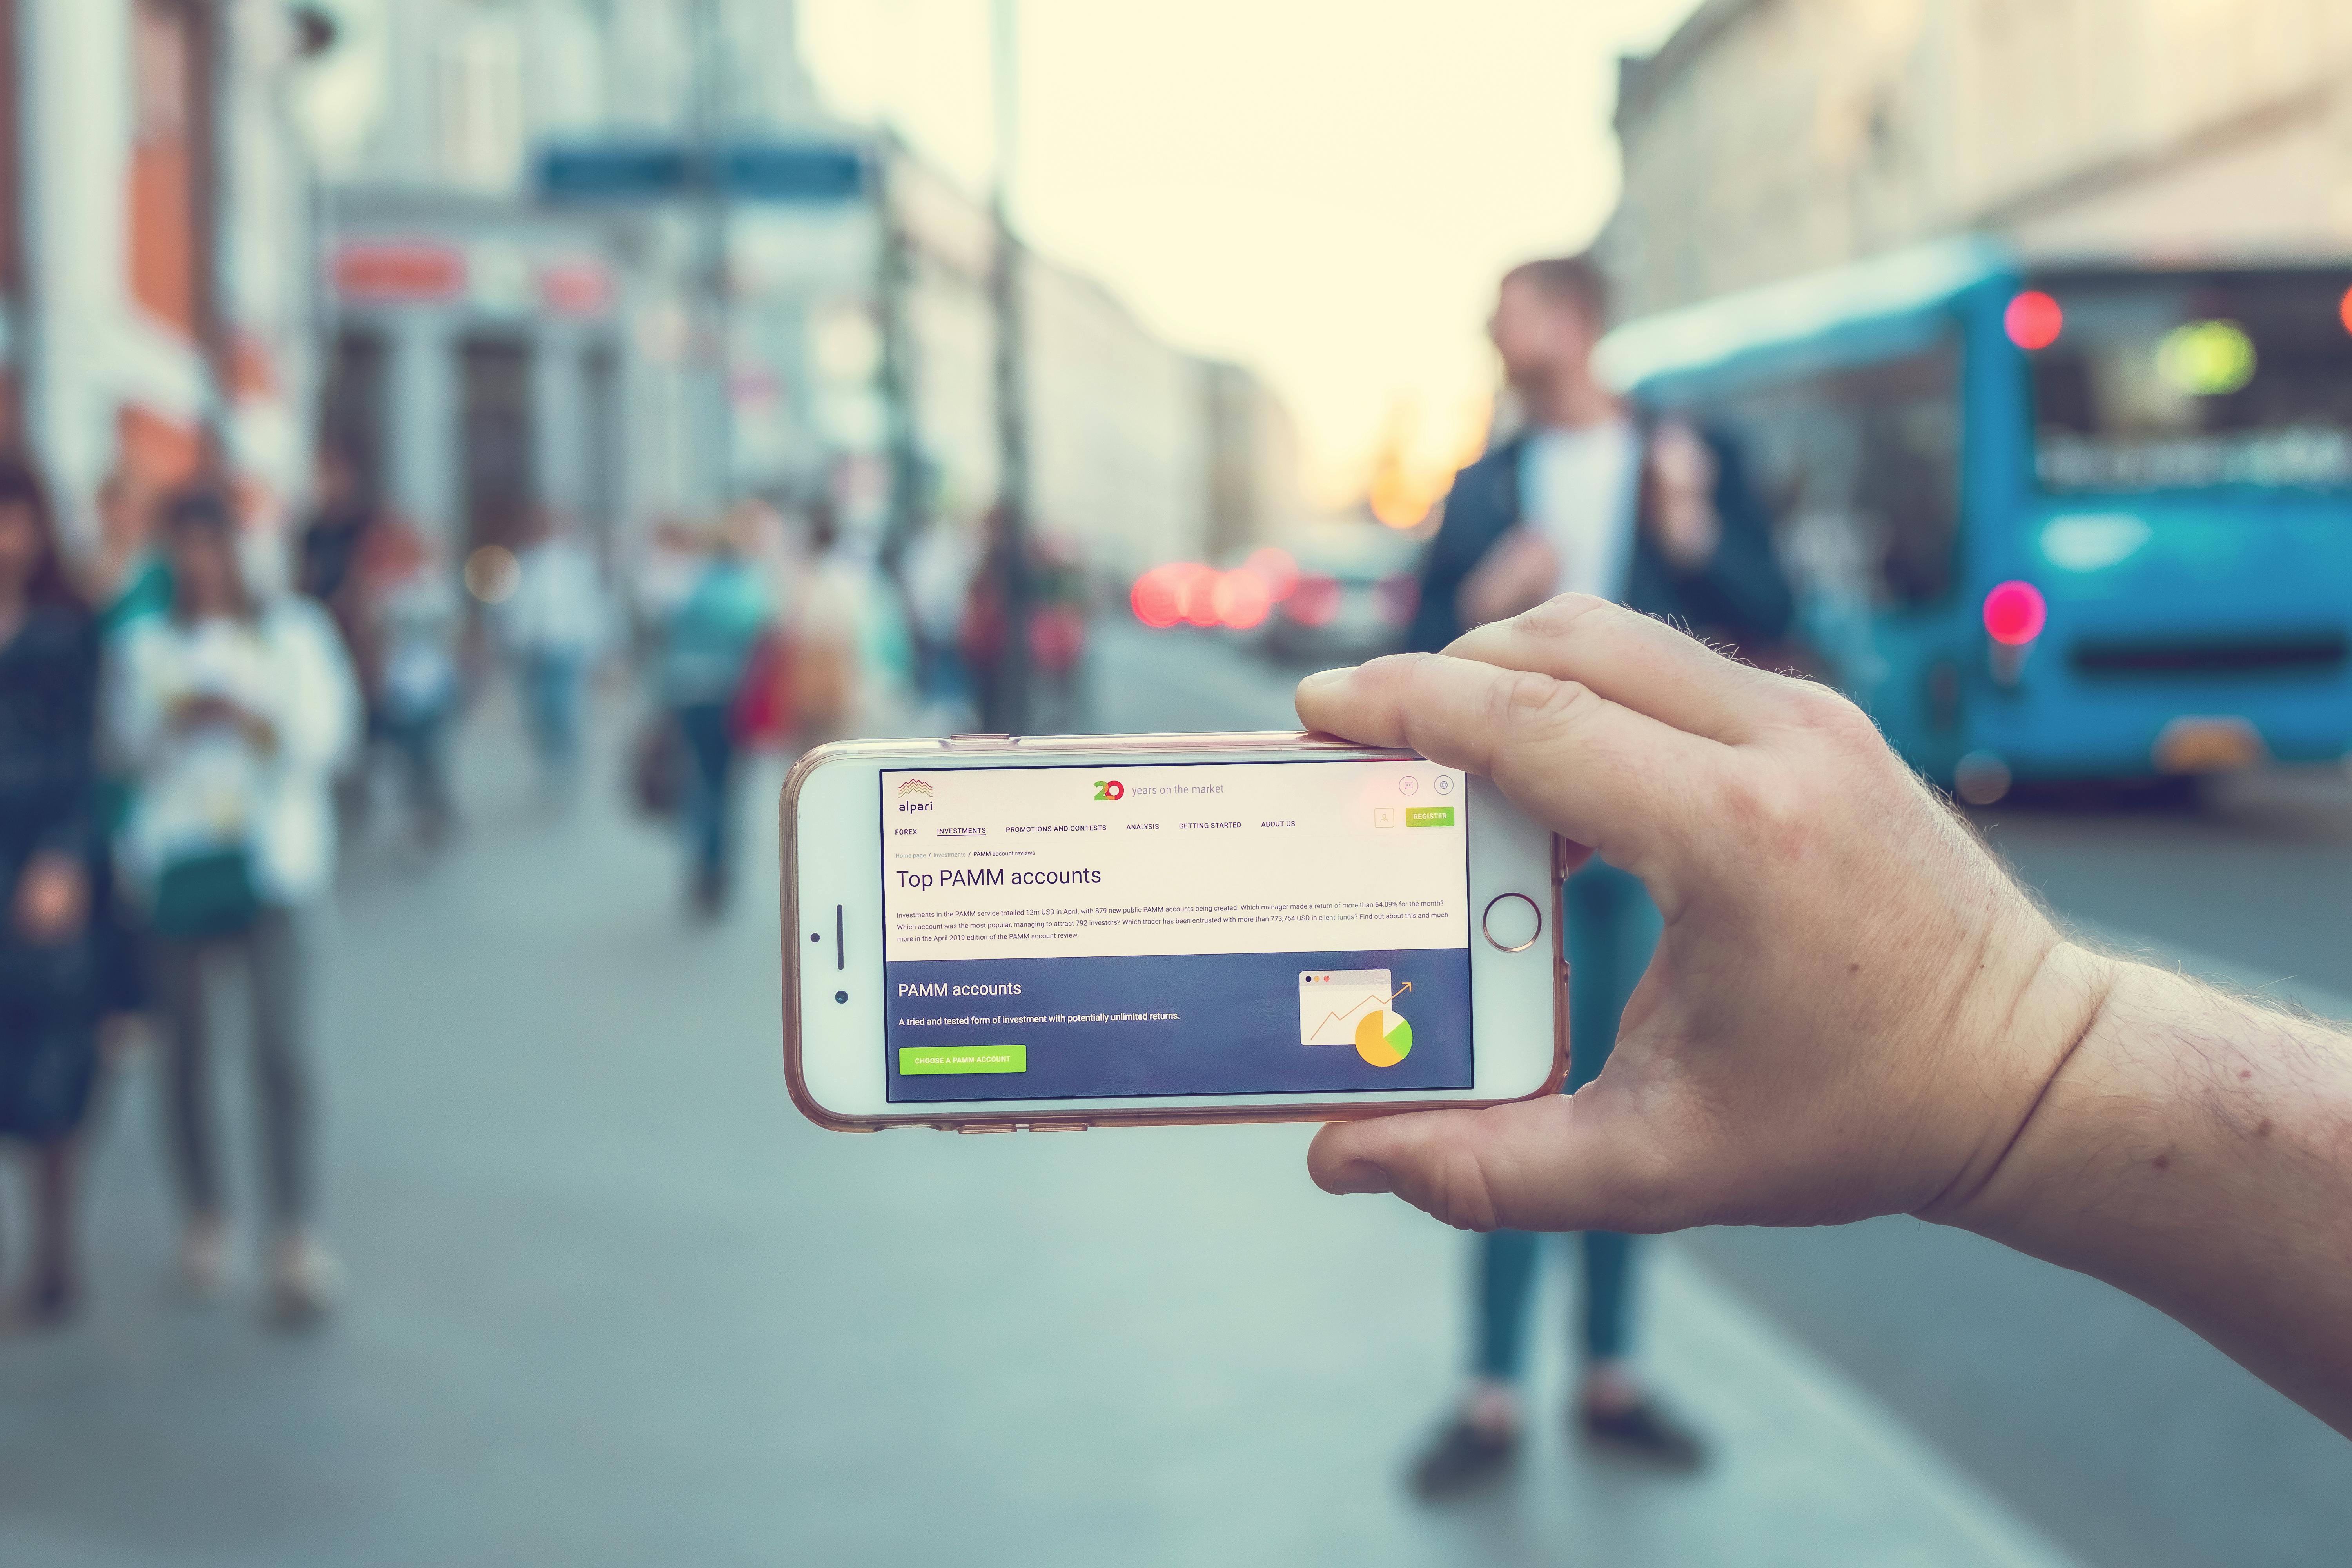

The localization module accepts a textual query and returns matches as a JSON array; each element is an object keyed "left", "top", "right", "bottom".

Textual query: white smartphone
[{"left": 780, "top": 732, "right": 1566, "bottom": 1132}]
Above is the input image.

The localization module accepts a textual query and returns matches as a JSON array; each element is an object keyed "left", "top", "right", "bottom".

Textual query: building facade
[
  {"left": 2, "top": 0, "right": 321, "bottom": 546},
  {"left": 1601, "top": 0, "right": 2352, "bottom": 318},
  {"left": 312, "top": 0, "right": 1295, "bottom": 581}
]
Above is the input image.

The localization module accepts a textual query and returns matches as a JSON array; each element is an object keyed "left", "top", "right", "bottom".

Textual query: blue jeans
[
  {"left": 1473, "top": 858, "right": 1662, "bottom": 1375},
  {"left": 675, "top": 702, "right": 735, "bottom": 887},
  {"left": 521, "top": 651, "right": 586, "bottom": 776}
]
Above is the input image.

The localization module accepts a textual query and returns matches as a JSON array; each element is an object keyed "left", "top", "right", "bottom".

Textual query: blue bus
[{"left": 1595, "top": 239, "right": 2352, "bottom": 800}]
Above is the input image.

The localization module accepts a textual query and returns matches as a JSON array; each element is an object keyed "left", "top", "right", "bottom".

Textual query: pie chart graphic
[{"left": 1354, "top": 1007, "right": 1414, "bottom": 1068}]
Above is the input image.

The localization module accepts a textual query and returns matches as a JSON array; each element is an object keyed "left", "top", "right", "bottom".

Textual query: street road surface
[
  {"left": 0, "top": 625, "right": 2341, "bottom": 1568},
  {"left": 0, "top": 678, "right": 2071, "bottom": 1568},
  {"left": 1083, "top": 619, "right": 2352, "bottom": 1568}
]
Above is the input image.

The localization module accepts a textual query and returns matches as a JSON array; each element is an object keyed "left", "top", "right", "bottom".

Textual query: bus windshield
[{"left": 2028, "top": 270, "right": 2352, "bottom": 494}]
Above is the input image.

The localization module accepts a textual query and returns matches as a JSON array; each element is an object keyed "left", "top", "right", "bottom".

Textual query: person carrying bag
[{"left": 111, "top": 487, "right": 358, "bottom": 1327}]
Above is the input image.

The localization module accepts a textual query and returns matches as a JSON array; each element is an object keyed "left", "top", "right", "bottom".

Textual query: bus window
[
  {"left": 1692, "top": 336, "right": 1961, "bottom": 610},
  {"left": 2027, "top": 270, "right": 2352, "bottom": 493}
]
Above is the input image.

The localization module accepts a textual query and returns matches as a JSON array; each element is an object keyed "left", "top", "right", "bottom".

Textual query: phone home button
[{"left": 1481, "top": 893, "right": 1544, "bottom": 953}]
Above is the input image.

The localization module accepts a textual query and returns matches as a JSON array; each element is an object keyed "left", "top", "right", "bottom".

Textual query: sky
[{"left": 800, "top": 0, "right": 1705, "bottom": 515}]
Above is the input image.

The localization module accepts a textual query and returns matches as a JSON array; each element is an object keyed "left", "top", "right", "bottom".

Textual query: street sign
[
  {"left": 718, "top": 145, "right": 865, "bottom": 203},
  {"left": 537, "top": 142, "right": 868, "bottom": 205},
  {"left": 539, "top": 144, "right": 694, "bottom": 201}
]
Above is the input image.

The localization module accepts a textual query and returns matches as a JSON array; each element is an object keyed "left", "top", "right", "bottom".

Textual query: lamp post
[
  {"left": 979, "top": 0, "right": 1033, "bottom": 733},
  {"left": 688, "top": 0, "right": 733, "bottom": 509}
]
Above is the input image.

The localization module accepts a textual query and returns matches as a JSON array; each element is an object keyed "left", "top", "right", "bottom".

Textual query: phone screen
[{"left": 879, "top": 759, "right": 1474, "bottom": 1102}]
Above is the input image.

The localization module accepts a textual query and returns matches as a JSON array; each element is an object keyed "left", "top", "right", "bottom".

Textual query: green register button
[
  {"left": 898, "top": 1044, "right": 1028, "bottom": 1076},
  {"left": 1405, "top": 806, "right": 1455, "bottom": 828}
]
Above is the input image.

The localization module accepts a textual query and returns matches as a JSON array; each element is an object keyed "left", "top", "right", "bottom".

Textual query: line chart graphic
[{"left": 1298, "top": 970, "right": 1413, "bottom": 1047}]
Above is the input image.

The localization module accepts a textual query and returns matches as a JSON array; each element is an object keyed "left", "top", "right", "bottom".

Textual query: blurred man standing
[
  {"left": 500, "top": 509, "right": 610, "bottom": 797},
  {"left": 1405, "top": 255, "right": 1793, "bottom": 1495}
]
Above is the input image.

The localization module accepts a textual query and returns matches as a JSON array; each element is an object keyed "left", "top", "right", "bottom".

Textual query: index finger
[
  {"left": 1297, "top": 651, "right": 1720, "bottom": 877},
  {"left": 1445, "top": 594, "right": 1792, "bottom": 744}
]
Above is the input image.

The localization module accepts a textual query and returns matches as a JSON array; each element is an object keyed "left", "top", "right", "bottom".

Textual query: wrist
[
  {"left": 1932, "top": 958, "right": 2352, "bottom": 1415},
  {"left": 1914, "top": 938, "right": 2123, "bottom": 1234}
]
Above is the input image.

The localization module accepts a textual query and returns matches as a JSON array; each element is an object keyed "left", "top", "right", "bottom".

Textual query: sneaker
[
  {"left": 266, "top": 1236, "right": 343, "bottom": 1330},
  {"left": 178, "top": 1218, "right": 229, "bottom": 1300},
  {"left": 1408, "top": 1417, "right": 1519, "bottom": 1500},
  {"left": 1575, "top": 1397, "right": 1708, "bottom": 1472}
]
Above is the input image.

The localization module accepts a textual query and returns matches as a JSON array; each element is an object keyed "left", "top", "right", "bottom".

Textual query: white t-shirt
[
  {"left": 110, "top": 597, "right": 360, "bottom": 905},
  {"left": 1520, "top": 419, "right": 1640, "bottom": 604}
]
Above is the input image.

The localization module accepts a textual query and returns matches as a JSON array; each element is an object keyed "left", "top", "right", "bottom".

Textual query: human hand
[
  {"left": 1644, "top": 418, "right": 1722, "bottom": 569},
  {"left": 1455, "top": 528, "right": 1560, "bottom": 630},
  {"left": 11, "top": 851, "right": 90, "bottom": 945},
  {"left": 1295, "top": 594, "right": 2113, "bottom": 1236}
]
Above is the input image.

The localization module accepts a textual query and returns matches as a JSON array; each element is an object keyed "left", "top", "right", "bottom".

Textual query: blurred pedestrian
[
  {"left": 298, "top": 451, "right": 461, "bottom": 847},
  {"left": 1403, "top": 254, "right": 1793, "bottom": 1494},
  {"left": 112, "top": 486, "right": 359, "bottom": 1326},
  {"left": 83, "top": 467, "right": 169, "bottom": 1029},
  {"left": 958, "top": 506, "right": 1082, "bottom": 734},
  {"left": 657, "top": 511, "right": 772, "bottom": 917},
  {"left": 297, "top": 448, "right": 384, "bottom": 837},
  {"left": 793, "top": 499, "right": 862, "bottom": 748},
  {"left": 89, "top": 468, "right": 173, "bottom": 631},
  {"left": 499, "top": 508, "right": 610, "bottom": 796},
  {"left": 0, "top": 459, "right": 105, "bottom": 1330},
  {"left": 371, "top": 524, "right": 462, "bottom": 847}
]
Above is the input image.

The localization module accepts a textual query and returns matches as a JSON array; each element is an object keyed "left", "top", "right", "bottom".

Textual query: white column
[
  {"left": 387, "top": 312, "right": 457, "bottom": 549},
  {"left": 20, "top": 0, "right": 136, "bottom": 534}
]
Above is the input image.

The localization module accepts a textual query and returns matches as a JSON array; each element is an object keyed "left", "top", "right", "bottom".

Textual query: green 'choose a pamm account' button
[
  {"left": 1405, "top": 806, "right": 1455, "bottom": 828},
  {"left": 898, "top": 1044, "right": 1028, "bottom": 1076}
]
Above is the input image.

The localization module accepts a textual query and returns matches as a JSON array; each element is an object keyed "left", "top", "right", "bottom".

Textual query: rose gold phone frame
[{"left": 779, "top": 731, "right": 1569, "bottom": 1133}]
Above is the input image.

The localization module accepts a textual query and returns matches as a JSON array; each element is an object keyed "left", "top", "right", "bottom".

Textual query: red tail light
[
  {"left": 1982, "top": 581, "right": 2047, "bottom": 646},
  {"left": 1212, "top": 569, "right": 1272, "bottom": 630},
  {"left": 1131, "top": 565, "right": 1183, "bottom": 628},
  {"left": 1174, "top": 564, "right": 1221, "bottom": 627},
  {"left": 1286, "top": 574, "right": 1341, "bottom": 628}
]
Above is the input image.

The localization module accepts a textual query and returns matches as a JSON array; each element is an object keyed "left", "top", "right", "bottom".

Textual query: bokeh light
[
  {"left": 463, "top": 546, "right": 521, "bottom": 603},
  {"left": 1981, "top": 580, "right": 2047, "bottom": 646},
  {"left": 2156, "top": 319, "right": 2256, "bottom": 396},
  {"left": 2004, "top": 290, "right": 2064, "bottom": 351},
  {"left": 1241, "top": 546, "right": 1299, "bottom": 601},
  {"left": 1211, "top": 569, "right": 1272, "bottom": 630}
]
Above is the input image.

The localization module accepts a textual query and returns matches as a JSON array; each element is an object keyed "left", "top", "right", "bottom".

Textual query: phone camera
[
  {"left": 835, "top": 990, "right": 848, "bottom": 1004},
  {"left": 809, "top": 932, "right": 820, "bottom": 943}
]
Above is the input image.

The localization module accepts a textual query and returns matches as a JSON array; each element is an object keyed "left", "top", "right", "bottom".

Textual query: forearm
[{"left": 1951, "top": 955, "right": 2352, "bottom": 1433}]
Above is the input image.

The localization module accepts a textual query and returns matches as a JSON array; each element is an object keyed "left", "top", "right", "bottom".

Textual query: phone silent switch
[{"left": 1482, "top": 893, "right": 1544, "bottom": 952}]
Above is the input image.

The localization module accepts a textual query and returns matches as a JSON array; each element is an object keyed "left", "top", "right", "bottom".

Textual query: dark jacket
[
  {"left": 0, "top": 606, "right": 100, "bottom": 881},
  {"left": 1407, "top": 421, "right": 1794, "bottom": 656},
  {"left": 0, "top": 606, "right": 104, "bottom": 1139}
]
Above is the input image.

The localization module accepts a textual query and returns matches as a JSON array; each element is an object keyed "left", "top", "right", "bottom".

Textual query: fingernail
[
  {"left": 1326, "top": 1158, "right": 1394, "bottom": 1195},
  {"left": 1301, "top": 667, "right": 1352, "bottom": 687}
]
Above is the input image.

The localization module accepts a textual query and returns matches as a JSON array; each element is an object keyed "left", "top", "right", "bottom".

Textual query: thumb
[{"left": 1307, "top": 1090, "right": 1674, "bottom": 1234}]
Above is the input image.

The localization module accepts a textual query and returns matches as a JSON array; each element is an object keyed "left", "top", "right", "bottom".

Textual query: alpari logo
[
  {"left": 895, "top": 779, "right": 935, "bottom": 813},
  {"left": 1092, "top": 779, "right": 1125, "bottom": 802}
]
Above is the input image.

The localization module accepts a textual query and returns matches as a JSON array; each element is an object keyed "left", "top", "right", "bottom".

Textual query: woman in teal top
[{"left": 660, "top": 537, "right": 772, "bottom": 917}]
